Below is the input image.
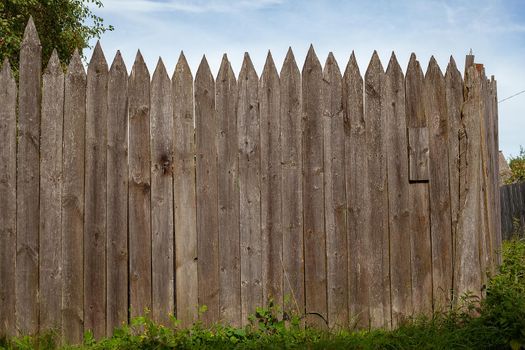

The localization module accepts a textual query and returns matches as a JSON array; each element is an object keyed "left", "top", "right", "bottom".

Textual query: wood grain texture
[
  {"left": 195, "top": 56, "right": 219, "bottom": 325},
  {"left": 106, "top": 51, "right": 128, "bottom": 334},
  {"left": 343, "top": 53, "right": 369, "bottom": 328},
  {"left": 424, "top": 57, "right": 453, "bottom": 310},
  {"left": 0, "top": 60, "right": 17, "bottom": 337},
  {"left": 322, "top": 53, "right": 347, "bottom": 328},
  {"left": 39, "top": 50, "right": 64, "bottom": 332},
  {"left": 238, "top": 53, "right": 262, "bottom": 325},
  {"left": 455, "top": 64, "right": 482, "bottom": 297},
  {"left": 444, "top": 57, "right": 463, "bottom": 299},
  {"left": 84, "top": 42, "right": 108, "bottom": 338},
  {"left": 405, "top": 54, "right": 432, "bottom": 315},
  {"left": 128, "top": 51, "right": 152, "bottom": 319},
  {"left": 364, "top": 51, "right": 390, "bottom": 329},
  {"left": 172, "top": 52, "right": 198, "bottom": 327},
  {"left": 384, "top": 53, "right": 411, "bottom": 327},
  {"left": 16, "top": 18, "right": 42, "bottom": 335},
  {"left": 216, "top": 54, "right": 241, "bottom": 325},
  {"left": 302, "top": 46, "right": 327, "bottom": 328},
  {"left": 150, "top": 59, "right": 175, "bottom": 325},
  {"left": 408, "top": 127, "right": 429, "bottom": 182},
  {"left": 260, "top": 52, "right": 283, "bottom": 311},
  {"left": 490, "top": 78, "right": 502, "bottom": 264},
  {"left": 280, "top": 49, "right": 304, "bottom": 318},
  {"left": 62, "top": 51, "right": 86, "bottom": 343}
]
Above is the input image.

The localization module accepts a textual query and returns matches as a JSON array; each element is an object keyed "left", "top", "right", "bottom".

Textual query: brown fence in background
[
  {"left": 0, "top": 19, "right": 501, "bottom": 342},
  {"left": 500, "top": 182, "right": 525, "bottom": 239}
]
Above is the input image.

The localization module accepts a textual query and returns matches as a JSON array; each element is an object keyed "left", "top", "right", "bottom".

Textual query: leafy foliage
[
  {"left": 1, "top": 239, "right": 524, "bottom": 349},
  {"left": 0, "top": 0, "right": 112, "bottom": 71},
  {"left": 506, "top": 146, "right": 525, "bottom": 184}
]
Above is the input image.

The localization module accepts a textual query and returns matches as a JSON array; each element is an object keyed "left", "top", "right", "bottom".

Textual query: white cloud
[{"left": 99, "top": 0, "right": 284, "bottom": 13}]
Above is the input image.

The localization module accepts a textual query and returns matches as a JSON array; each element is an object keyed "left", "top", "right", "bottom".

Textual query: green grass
[{"left": 2, "top": 238, "right": 524, "bottom": 350}]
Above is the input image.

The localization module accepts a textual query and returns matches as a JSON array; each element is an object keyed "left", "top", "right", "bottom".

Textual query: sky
[{"left": 86, "top": 0, "right": 525, "bottom": 157}]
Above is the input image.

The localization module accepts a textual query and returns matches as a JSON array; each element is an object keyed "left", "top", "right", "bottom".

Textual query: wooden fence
[
  {"left": 0, "top": 19, "right": 501, "bottom": 342},
  {"left": 500, "top": 181, "right": 525, "bottom": 239}
]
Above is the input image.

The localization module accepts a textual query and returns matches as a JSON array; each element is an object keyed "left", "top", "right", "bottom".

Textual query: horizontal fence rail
[
  {"left": 0, "top": 19, "right": 501, "bottom": 342},
  {"left": 500, "top": 181, "right": 525, "bottom": 240}
]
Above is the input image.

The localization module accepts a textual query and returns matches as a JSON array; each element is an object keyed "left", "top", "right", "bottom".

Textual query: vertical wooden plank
[
  {"left": 0, "top": 60, "right": 17, "bottom": 337},
  {"left": 84, "top": 41, "right": 108, "bottom": 338},
  {"left": 62, "top": 50, "right": 86, "bottom": 343},
  {"left": 238, "top": 53, "right": 262, "bottom": 325},
  {"left": 39, "top": 50, "right": 64, "bottom": 332},
  {"left": 106, "top": 51, "right": 128, "bottom": 334},
  {"left": 16, "top": 17, "right": 42, "bottom": 335},
  {"left": 260, "top": 52, "right": 283, "bottom": 311},
  {"left": 195, "top": 56, "right": 219, "bottom": 325},
  {"left": 128, "top": 51, "right": 152, "bottom": 319},
  {"left": 444, "top": 57, "right": 463, "bottom": 295},
  {"left": 280, "top": 49, "right": 304, "bottom": 318},
  {"left": 322, "top": 53, "right": 347, "bottom": 328},
  {"left": 424, "top": 57, "right": 453, "bottom": 310},
  {"left": 364, "top": 51, "right": 390, "bottom": 328},
  {"left": 150, "top": 59, "right": 175, "bottom": 325},
  {"left": 405, "top": 54, "right": 432, "bottom": 315},
  {"left": 216, "top": 54, "right": 241, "bottom": 325},
  {"left": 173, "top": 52, "right": 198, "bottom": 327},
  {"left": 302, "top": 46, "right": 327, "bottom": 328},
  {"left": 384, "top": 53, "right": 411, "bottom": 327},
  {"left": 343, "top": 52, "right": 369, "bottom": 328},
  {"left": 491, "top": 77, "right": 502, "bottom": 263},
  {"left": 455, "top": 63, "right": 482, "bottom": 297}
]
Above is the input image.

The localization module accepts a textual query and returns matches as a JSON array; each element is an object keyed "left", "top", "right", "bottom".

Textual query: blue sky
[{"left": 87, "top": 0, "right": 525, "bottom": 157}]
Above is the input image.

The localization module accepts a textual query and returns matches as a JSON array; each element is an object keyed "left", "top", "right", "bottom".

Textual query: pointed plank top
[
  {"left": 44, "top": 49, "right": 62, "bottom": 75},
  {"left": 323, "top": 52, "right": 341, "bottom": 77},
  {"left": 445, "top": 56, "right": 462, "bottom": 82},
  {"left": 281, "top": 47, "right": 299, "bottom": 76},
  {"left": 261, "top": 51, "right": 278, "bottom": 81},
  {"left": 110, "top": 50, "right": 127, "bottom": 75},
  {"left": 22, "top": 16, "right": 41, "bottom": 47},
  {"left": 217, "top": 53, "right": 235, "bottom": 82},
  {"left": 425, "top": 56, "right": 444, "bottom": 81},
  {"left": 152, "top": 57, "right": 169, "bottom": 81},
  {"left": 365, "top": 50, "right": 384, "bottom": 78},
  {"left": 173, "top": 51, "right": 193, "bottom": 81},
  {"left": 1, "top": 59, "right": 14, "bottom": 82},
  {"left": 130, "top": 49, "right": 149, "bottom": 80},
  {"left": 343, "top": 51, "right": 362, "bottom": 81},
  {"left": 406, "top": 53, "right": 424, "bottom": 80},
  {"left": 195, "top": 55, "right": 214, "bottom": 83},
  {"left": 303, "top": 44, "right": 321, "bottom": 74},
  {"left": 385, "top": 51, "right": 403, "bottom": 77},
  {"left": 88, "top": 41, "right": 108, "bottom": 72},
  {"left": 67, "top": 49, "right": 86, "bottom": 77},
  {"left": 239, "top": 52, "right": 257, "bottom": 80}
]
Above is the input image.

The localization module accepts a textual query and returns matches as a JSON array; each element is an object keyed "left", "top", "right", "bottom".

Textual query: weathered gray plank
[
  {"left": 364, "top": 51, "right": 390, "bottom": 328},
  {"left": 172, "top": 52, "right": 198, "bottom": 327},
  {"left": 260, "top": 52, "right": 283, "bottom": 312},
  {"left": 456, "top": 61, "right": 482, "bottom": 297},
  {"left": 322, "top": 53, "right": 347, "bottom": 328},
  {"left": 216, "top": 54, "right": 241, "bottom": 325},
  {"left": 238, "top": 53, "right": 262, "bottom": 325},
  {"left": 84, "top": 41, "right": 108, "bottom": 338},
  {"left": 405, "top": 54, "right": 432, "bottom": 315},
  {"left": 62, "top": 50, "right": 86, "bottom": 343},
  {"left": 408, "top": 127, "right": 429, "bottom": 182},
  {"left": 128, "top": 51, "right": 152, "bottom": 319},
  {"left": 384, "top": 52, "right": 411, "bottom": 327},
  {"left": 0, "top": 59, "right": 17, "bottom": 337},
  {"left": 343, "top": 52, "right": 369, "bottom": 328},
  {"left": 16, "top": 17, "right": 42, "bottom": 335},
  {"left": 39, "top": 50, "right": 64, "bottom": 332},
  {"left": 195, "top": 56, "right": 219, "bottom": 325},
  {"left": 302, "top": 46, "right": 327, "bottom": 328},
  {"left": 491, "top": 77, "right": 502, "bottom": 263},
  {"left": 150, "top": 58, "right": 175, "bottom": 325},
  {"left": 106, "top": 51, "right": 128, "bottom": 334},
  {"left": 424, "top": 57, "right": 453, "bottom": 310},
  {"left": 280, "top": 48, "right": 304, "bottom": 318},
  {"left": 444, "top": 57, "right": 463, "bottom": 302}
]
